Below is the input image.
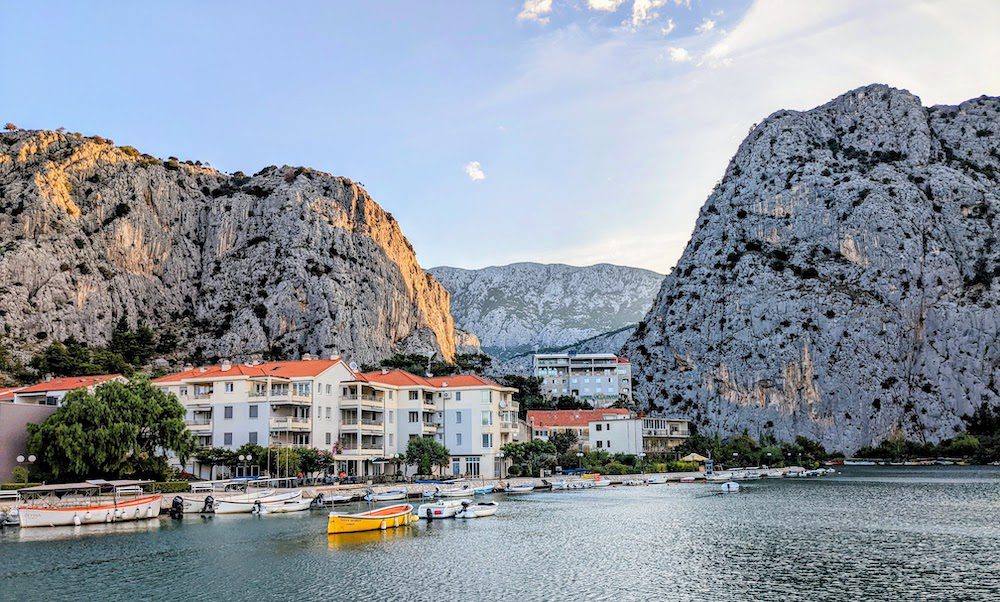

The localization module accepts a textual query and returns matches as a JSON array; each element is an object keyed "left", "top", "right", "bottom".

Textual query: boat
[
  {"left": 253, "top": 496, "right": 311, "bottom": 514},
  {"left": 548, "top": 479, "right": 569, "bottom": 491},
  {"left": 309, "top": 493, "right": 356, "bottom": 508},
  {"left": 473, "top": 485, "right": 495, "bottom": 495},
  {"left": 623, "top": 478, "right": 647, "bottom": 486},
  {"left": 764, "top": 471, "right": 783, "bottom": 479},
  {"left": 456, "top": 500, "right": 498, "bottom": 518},
  {"left": 170, "top": 489, "right": 277, "bottom": 516},
  {"left": 17, "top": 480, "right": 161, "bottom": 528},
  {"left": 327, "top": 504, "right": 414, "bottom": 534},
  {"left": 435, "top": 484, "right": 474, "bottom": 497},
  {"left": 706, "top": 473, "right": 731, "bottom": 482},
  {"left": 679, "top": 476, "right": 696, "bottom": 483},
  {"left": 503, "top": 484, "right": 535, "bottom": 494},
  {"left": 646, "top": 476, "right": 668, "bottom": 485},
  {"left": 364, "top": 488, "right": 408, "bottom": 502},
  {"left": 720, "top": 482, "right": 740, "bottom": 494},
  {"left": 415, "top": 498, "right": 472, "bottom": 519},
  {"left": 843, "top": 459, "right": 877, "bottom": 466},
  {"left": 213, "top": 490, "right": 303, "bottom": 515},
  {"left": 0, "top": 490, "right": 20, "bottom": 527},
  {"left": 591, "top": 479, "right": 610, "bottom": 488}
]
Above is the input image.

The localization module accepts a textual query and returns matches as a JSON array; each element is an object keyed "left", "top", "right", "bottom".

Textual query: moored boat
[
  {"left": 503, "top": 483, "right": 535, "bottom": 494},
  {"left": 17, "top": 480, "right": 161, "bottom": 528},
  {"left": 415, "top": 498, "right": 472, "bottom": 519},
  {"left": 473, "top": 485, "right": 495, "bottom": 495},
  {"left": 253, "top": 496, "right": 311, "bottom": 514},
  {"left": 456, "top": 500, "right": 498, "bottom": 518},
  {"left": 327, "top": 504, "right": 414, "bottom": 534},
  {"left": 435, "top": 484, "right": 474, "bottom": 497},
  {"left": 365, "top": 488, "right": 408, "bottom": 502},
  {"left": 310, "top": 493, "right": 355, "bottom": 508},
  {"left": 213, "top": 490, "right": 304, "bottom": 515},
  {"left": 646, "top": 476, "right": 668, "bottom": 485}
]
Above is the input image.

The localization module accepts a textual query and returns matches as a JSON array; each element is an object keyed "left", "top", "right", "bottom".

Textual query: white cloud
[
  {"left": 464, "top": 161, "right": 486, "bottom": 181},
  {"left": 518, "top": 0, "right": 553, "bottom": 24},
  {"left": 631, "top": 0, "right": 668, "bottom": 27},
  {"left": 696, "top": 18, "right": 716, "bottom": 34},
  {"left": 667, "top": 46, "right": 691, "bottom": 62},
  {"left": 659, "top": 18, "right": 676, "bottom": 36},
  {"left": 587, "top": 0, "right": 626, "bottom": 12}
]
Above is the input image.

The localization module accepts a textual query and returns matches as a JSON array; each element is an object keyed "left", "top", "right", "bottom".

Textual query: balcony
[
  {"left": 500, "top": 421, "right": 517, "bottom": 431},
  {"left": 341, "top": 419, "right": 384, "bottom": 433},
  {"left": 643, "top": 428, "right": 690, "bottom": 438},
  {"left": 421, "top": 422, "right": 439, "bottom": 434},
  {"left": 269, "top": 416, "right": 312, "bottom": 431},
  {"left": 340, "top": 394, "right": 384, "bottom": 411},
  {"left": 186, "top": 419, "right": 212, "bottom": 432}
]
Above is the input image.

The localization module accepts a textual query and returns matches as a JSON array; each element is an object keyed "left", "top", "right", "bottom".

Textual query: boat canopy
[
  {"left": 19, "top": 479, "right": 152, "bottom": 494},
  {"left": 680, "top": 453, "right": 709, "bottom": 462}
]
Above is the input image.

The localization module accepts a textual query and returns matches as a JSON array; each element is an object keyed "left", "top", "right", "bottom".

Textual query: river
[{"left": 2, "top": 466, "right": 999, "bottom": 601}]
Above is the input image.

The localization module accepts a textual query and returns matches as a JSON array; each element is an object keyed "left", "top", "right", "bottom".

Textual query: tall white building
[{"left": 533, "top": 353, "right": 632, "bottom": 407}]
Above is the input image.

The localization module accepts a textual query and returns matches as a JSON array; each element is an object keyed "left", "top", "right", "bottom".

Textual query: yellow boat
[{"left": 327, "top": 503, "right": 414, "bottom": 534}]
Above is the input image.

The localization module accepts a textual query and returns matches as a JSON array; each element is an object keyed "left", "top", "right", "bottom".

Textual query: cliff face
[
  {"left": 0, "top": 130, "right": 456, "bottom": 364},
  {"left": 430, "top": 262, "right": 662, "bottom": 358},
  {"left": 623, "top": 85, "right": 1000, "bottom": 452}
]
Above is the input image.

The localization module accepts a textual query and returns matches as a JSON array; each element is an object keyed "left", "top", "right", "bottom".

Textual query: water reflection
[{"left": 327, "top": 525, "right": 414, "bottom": 549}]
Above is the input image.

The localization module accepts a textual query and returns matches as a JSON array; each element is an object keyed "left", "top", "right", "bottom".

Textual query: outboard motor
[
  {"left": 311, "top": 493, "right": 325, "bottom": 509},
  {"left": 201, "top": 496, "right": 215, "bottom": 514},
  {"left": 169, "top": 496, "right": 185, "bottom": 519},
  {"left": 252, "top": 499, "right": 263, "bottom": 515}
]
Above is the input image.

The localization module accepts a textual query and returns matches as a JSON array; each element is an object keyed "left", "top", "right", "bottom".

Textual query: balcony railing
[{"left": 269, "top": 417, "right": 312, "bottom": 431}]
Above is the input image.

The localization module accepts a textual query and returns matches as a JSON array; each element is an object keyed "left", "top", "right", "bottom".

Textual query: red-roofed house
[
  {"left": 14, "top": 374, "right": 125, "bottom": 406},
  {"left": 527, "top": 408, "right": 631, "bottom": 451}
]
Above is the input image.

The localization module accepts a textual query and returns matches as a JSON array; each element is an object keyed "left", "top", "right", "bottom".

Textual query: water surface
[{"left": 3, "top": 466, "right": 999, "bottom": 601}]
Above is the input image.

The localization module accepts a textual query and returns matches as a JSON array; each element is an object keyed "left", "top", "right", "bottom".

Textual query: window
[
  {"left": 224, "top": 382, "right": 234, "bottom": 393},
  {"left": 456, "top": 411, "right": 462, "bottom": 424},
  {"left": 224, "top": 432, "right": 233, "bottom": 446},
  {"left": 253, "top": 383, "right": 266, "bottom": 397},
  {"left": 596, "top": 423, "right": 602, "bottom": 431},
  {"left": 325, "top": 384, "right": 332, "bottom": 395},
  {"left": 409, "top": 411, "right": 419, "bottom": 423},
  {"left": 409, "top": 391, "right": 419, "bottom": 400},
  {"left": 456, "top": 433, "right": 462, "bottom": 446},
  {"left": 607, "top": 440, "right": 611, "bottom": 448},
  {"left": 248, "top": 432, "right": 257, "bottom": 444},
  {"left": 482, "top": 433, "right": 493, "bottom": 448},
  {"left": 466, "top": 457, "right": 480, "bottom": 476},
  {"left": 409, "top": 434, "right": 419, "bottom": 441},
  {"left": 293, "top": 382, "right": 311, "bottom": 396},
  {"left": 388, "top": 434, "right": 394, "bottom": 446},
  {"left": 224, "top": 406, "right": 233, "bottom": 419},
  {"left": 249, "top": 404, "right": 258, "bottom": 419},
  {"left": 451, "top": 460, "right": 461, "bottom": 476},
  {"left": 455, "top": 392, "right": 462, "bottom": 401},
  {"left": 326, "top": 433, "right": 332, "bottom": 445},
  {"left": 606, "top": 423, "right": 611, "bottom": 430},
  {"left": 388, "top": 410, "right": 394, "bottom": 424},
  {"left": 481, "top": 410, "right": 492, "bottom": 426},
  {"left": 388, "top": 391, "right": 394, "bottom": 400},
  {"left": 596, "top": 440, "right": 603, "bottom": 448},
  {"left": 179, "top": 386, "right": 188, "bottom": 397}
]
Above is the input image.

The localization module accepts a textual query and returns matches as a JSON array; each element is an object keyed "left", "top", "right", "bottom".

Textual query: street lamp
[
  {"left": 15, "top": 454, "right": 35, "bottom": 485},
  {"left": 732, "top": 452, "right": 739, "bottom": 468},
  {"left": 638, "top": 452, "right": 647, "bottom": 475},
  {"left": 497, "top": 451, "right": 506, "bottom": 479},
  {"left": 765, "top": 451, "right": 772, "bottom": 469}
]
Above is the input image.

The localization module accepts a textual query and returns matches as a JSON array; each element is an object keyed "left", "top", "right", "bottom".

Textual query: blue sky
[{"left": 3, "top": 1, "right": 998, "bottom": 272}]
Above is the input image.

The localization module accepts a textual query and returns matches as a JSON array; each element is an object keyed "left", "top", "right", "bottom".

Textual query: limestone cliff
[
  {"left": 624, "top": 85, "right": 1000, "bottom": 451},
  {"left": 0, "top": 129, "right": 456, "bottom": 364}
]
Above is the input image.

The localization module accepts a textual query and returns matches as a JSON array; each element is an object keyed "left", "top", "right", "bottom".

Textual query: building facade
[
  {"left": 533, "top": 353, "right": 632, "bottom": 408},
  {"left": 527, "top": 408, "right": 631, "bottom": 451},
  {"left": 586, "top": 416, "right": 692, "bottom": 457}
]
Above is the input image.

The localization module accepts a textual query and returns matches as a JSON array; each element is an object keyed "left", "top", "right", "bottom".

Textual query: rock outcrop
[
  {"left": 0, "top": 129, "right": 456, "bottom": 365},
  {"left": 624, "top": 85, "right": 1000, "bottom": 452},
  {"left": 430, "top": 262, "right": 662, "bottom": 359}
]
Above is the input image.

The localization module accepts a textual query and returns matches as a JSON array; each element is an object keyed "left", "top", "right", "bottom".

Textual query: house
[
  {"left": 587, "top": 416, "right": 691, "bottom": 457},
  {"left": 527, "top": 408, "right": 631, "bottom": 451},
  {"left": 533, "top": 353, "right": 632, "bottom": 408}
]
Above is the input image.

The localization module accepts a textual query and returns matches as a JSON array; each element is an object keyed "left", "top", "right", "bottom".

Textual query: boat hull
[
  {"left": 456, "top": 502, "right": 498, "bottom": 518},
  {"left": 213, "top": 490, "right": 303, "bottom": 514},
  {"left": 257, "top": 498, "right": 311, "bottom": 514},
  {"left": 18, "top": 495, "right": 162, "bottom": 528},
  {"left": 328, "top": 504, "right": 414, "bottom": 534}
]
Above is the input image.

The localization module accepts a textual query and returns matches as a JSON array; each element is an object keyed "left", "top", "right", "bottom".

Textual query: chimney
[
  {"left": 302, "top": 353, "right": 312, "bottom": 361},
  {"left": 221, "top": 360, "right": 232, "bottom": 371},
  {"left": 381, "top": 368, "right": 388, "bottom": 375},
  {"left": 199, "top": 366, "right": 207, "bottom": 373},
  {"left": 330, "top": 353, "right": 340, "bottom": 361}
]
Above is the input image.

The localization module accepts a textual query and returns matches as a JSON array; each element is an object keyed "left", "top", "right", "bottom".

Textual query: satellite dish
[
  {"left": 348, "top": 361, "right": 359, "bottom": 372},
  {"left": 499, "top": 400, "right": 507, "bottom": 409}
]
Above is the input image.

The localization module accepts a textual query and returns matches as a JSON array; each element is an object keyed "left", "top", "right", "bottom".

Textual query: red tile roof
[
  {"left": 356, "top": 369, "right": 434, "bottom": 387},
  {"left": 17, "top": 374, "right": 123, "bottom": 394},
  {"left": 527, "top": 408, "right": 631, "bottom": 429},
  {"left": 153, "top": 359, "right": 341, "bottom": 383},
  {"left": 616, "top": 357, "right": 630, "bottom": 364},
  {"left": 0, "top": 386, "right": 26, "bottom": 401}
]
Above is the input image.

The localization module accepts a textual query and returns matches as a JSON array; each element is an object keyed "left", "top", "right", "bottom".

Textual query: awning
[{"left": 680, "top": 453, "right": 708, "bottom": 463}]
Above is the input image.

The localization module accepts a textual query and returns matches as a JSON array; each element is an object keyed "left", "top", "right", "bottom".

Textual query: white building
[
  {"left": 533, "top": 353, "right": 632, "bottom": 407},
  {"left": 587, "top": 416, "right": 692, "bottom": 457}
]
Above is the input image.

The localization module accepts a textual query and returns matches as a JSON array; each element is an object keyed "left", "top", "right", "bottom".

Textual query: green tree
[
  {"left": 108, "top": 318, "right": 158, "bottom": 366},
  {"left": 501, "top": 439, "right": 556, "bottom": 477},
  {"left": 549, "top": 429, "right": 579, "bottom": 455},
  {"left": 26, "top": 377, "right": 195, "bottom": 480},
  {"left": 405, "top": 437, "right": 451, "bottom": 475}
]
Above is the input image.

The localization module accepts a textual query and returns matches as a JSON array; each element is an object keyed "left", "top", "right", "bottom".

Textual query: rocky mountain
[
  {"left": 624, "top": 84, "right": 1000, "bottom": 452},
  {"left": 429, "top": 263, "right": 663, "bottom": 359},
  {"left": 0, "top": 129, "right": 456, "bottom": 365}
]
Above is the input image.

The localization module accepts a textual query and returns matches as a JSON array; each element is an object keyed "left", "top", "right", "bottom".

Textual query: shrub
[
  {"left": 11, "top": 466, "right": 29, "bottom": 484},
  {"left": 603, "top": 462, "right": 630, "bottom": 475},
  {"left": 506, "top": 464, "right": 523, "bottom": 477},
  {"left": 153, "top": 481, "right": 194, "bottom": 494}
]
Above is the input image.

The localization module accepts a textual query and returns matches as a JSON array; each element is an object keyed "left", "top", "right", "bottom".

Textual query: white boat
[
  {"left": 17, "top": 480, "right": 161, "bottom": 528},
  {"left": 0, "top": 491, "right": 21, "bottom": 527},
  {"left": 646, "top": 476, "right": 668, "bottom": 485},
  {"left": 549, "top": 479, "right": 569, "bottom": 490},
  {"left": 213, "top": 490, "right": 303, "bottom": 515},
  {"left": 503, "top": 484, "right": 535, "bottom": 494},
  {"left": 456, "top": 500, "right": 498, "bottom": 518},
  {"left": 415, "top": 498, "right": 472, "bottom": 519},
  {"left": 679, "top": 476, "right": 696, "bottom": 483},
  {"left": 764, "top": 471, "right": 783, "bottom": 479},
  {"left": 843, "top": 459, "right": 877, "bottom": 466},
  {"left": 365, "top": 488, "right": 408, "bottom": 502},
  {"left": 253, "top": 496, "right": 311, "bottom": 514},
  {"left": 720, "top": 482, "right": 740, "bottom": 494},
  {"left": 706, "top": 473, "right": 731, "bottom": 482},
  {"left": 623, "top": 478, "right": 647, "bottom": 486},
  {"left": 436, "top": 484, "right": 474, "bottom": 497},
  {"left": 170, "top": 489, "right": 277, "bottom": 516},
  {"left": 309, "top": 493, "right": 355, "bottom": 508},
  {"left": 591, "top": 479, "right": 611, "bottom": 488}
]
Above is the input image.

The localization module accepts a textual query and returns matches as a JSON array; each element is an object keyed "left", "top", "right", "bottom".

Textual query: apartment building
[
  {"left": 153, "top": 357, "right": 354, "bottom": 456},
  {"left": 533, "top": 353, "right": 632, "bottom": 408},
  {"left": 527, "top": 408, "right": 630, "bottom": 451},
  {"left": 586, "top": 416, "right": 691, "bottom": 457},
  {"left": 0, "top": 374, "right": 125, "bottom": 480}
]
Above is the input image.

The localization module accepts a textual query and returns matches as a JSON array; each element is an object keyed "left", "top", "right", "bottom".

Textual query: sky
[{"left": 2, "top": 1, "right": 999, "bottom": 272}]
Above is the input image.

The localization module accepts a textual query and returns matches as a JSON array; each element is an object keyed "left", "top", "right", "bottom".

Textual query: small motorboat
[
  {"left": 503, "top": 484, "right": 535, "bottom": 494},
  {"left": 548, "top": 479, "right": 569, "bottom": 491},
  {"left": 1, "top": 491, "right": 21, "bottom": 527},
  {"left": 213, "top": 490, "right": 304, "bottom": 515},
  {"left": 706, "top": 473, "right": 731, "bottom": 482},
  {"left": 764, "top": 471, "right": 783, "bottom": 479},
  {"left": 591, "top": 479, "right": 610, "bottom": 488},
  {"left": 436, "top": 484, "right": 474, "bottom": 498},
  {"left": 365, "top": 489, "right": 408, "bottom": 502},
  {"left": 679, "top": 476, "right": 696, "bottom": 483},
  {"left": 416, "top": 498, "right": 472, "bottom": 519},
  {"left": 171, "top": 489, "right": 277, "bottom": 516},
  {"left": 254, "top": 496, "right": 312, "bottom": 514},
  {"left": 309, "top": 493, "right": 355, "bottom": 508},
  {"left": 456, "top": 500, "right": 498, "bottom": 519},
  {"left": 646, "top": 476, "right": 668, "bottom": 485},
  {"left": 473, "top": 485, "right": 495, "bottom": 495},
  {"left": 720, "top": 482, "right": 740, "bottom": 494},
  {"left": 623, "top": 479, "right": 647, "bottom": 486},
  {"left": 327, "top": 504, "right": 414, "bottom": 534}
]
